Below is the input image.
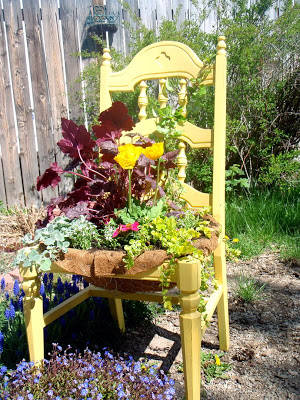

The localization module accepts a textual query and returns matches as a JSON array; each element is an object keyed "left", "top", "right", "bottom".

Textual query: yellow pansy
[
  {"left": 114, "top": 144, "right": 143, "bottom": 170},
  {"left": 232, "top": 238, "right": 239, "bottom": 243},
  {"left": 142, "top": 142, "right": 164, "bottom": 160}
]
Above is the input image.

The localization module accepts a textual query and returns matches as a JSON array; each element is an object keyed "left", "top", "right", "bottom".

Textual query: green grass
[
  {"left": 234, "top": 275, "right": 266, "bottom": 303},
  {"left": 225, "top": 188, "right": 300, "bottom": 260}
]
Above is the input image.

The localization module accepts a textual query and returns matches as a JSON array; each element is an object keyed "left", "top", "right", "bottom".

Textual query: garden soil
[{"left": 0, "top": 211, "right": 299, "bottom": 399}]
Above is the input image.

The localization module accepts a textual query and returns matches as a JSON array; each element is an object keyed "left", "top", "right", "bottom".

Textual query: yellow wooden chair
[{"left": 21, "top": 37, "right": 229, "bottom": 400}]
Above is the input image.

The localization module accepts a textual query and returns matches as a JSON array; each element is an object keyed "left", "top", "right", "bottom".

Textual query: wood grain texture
[
  {"left": 123, "top": 0, "right": 139, "bottom": 55},
  {"left": 23, "top": 0, "right": 57, "bottom": 203},
  {"left": 4, "top": 0, "right": 41, "bottom": 207},
  {"left": 41, "top": 0, "right": 70, "bottom": 195},
  {"left": 106, "top": 0, "right": 123, "bottom": 52},
  {"left": 60, "top": 0, "right": 82, "bottom": 122},
  {"left": 0, "top": 157, "right": 7, "bottom": 205},
  {"left": 0, "top": 1, "right": 24, "bottom": 206},
  {"left": 76, "top": 0, "right": 90, "bottom": 50}
]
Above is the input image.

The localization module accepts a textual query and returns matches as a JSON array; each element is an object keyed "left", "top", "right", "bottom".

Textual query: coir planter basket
[{"left": 52, "top": 215, "right": 220, "bottom": 292}]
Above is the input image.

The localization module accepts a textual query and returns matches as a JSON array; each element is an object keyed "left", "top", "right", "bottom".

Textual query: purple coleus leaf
[
  {"left": 97, "top": 140, "right": 118, "bottom": 156},
  {"left": 93, "top": 121, "right": 122, "bottom": 144},
  {"left": 65, "top": 202, "right": 90, "bottom": 219},
  {"left": 80, "top": 160, "right": 100, "bottom": 178},
  {"left": 161, "top": 149, "right": 180, "bottom": 169},
  {"left": 98, "top": 101, "right": 135, "bottom": 132},
  {"left": 92, "top": 102, "right": 135, "bottom": 144},
  {"left": 37, "top": 162, "right": 64, "bottom": 191},
  {"left": 58, "top": 118, "right": 96, "bottom": 160}
]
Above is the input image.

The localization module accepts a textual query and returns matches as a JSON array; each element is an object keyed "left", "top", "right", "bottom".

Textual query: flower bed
[{"left": 0, "top": 345, "right": 176, "bottom": 400}]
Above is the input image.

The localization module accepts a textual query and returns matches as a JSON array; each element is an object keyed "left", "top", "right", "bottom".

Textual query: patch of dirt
[{"left": 118, "top": 252, "right": 300, "bottom": 399}]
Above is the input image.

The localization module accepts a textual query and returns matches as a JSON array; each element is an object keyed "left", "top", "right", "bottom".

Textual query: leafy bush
[
  {"left": 259, "top": 150, "right": 300, "bottom": 191},
  {"left": 0, "top": 345, "right": 175, "bottom": 399}
]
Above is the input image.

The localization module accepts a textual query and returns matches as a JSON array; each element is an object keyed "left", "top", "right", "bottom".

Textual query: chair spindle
[
  {"left": 177, "top": 141, "right": 187, "bottom": 183},
  {"left": 138, "top": 81, "right": 148, "bottom": 121},
  {"left": 178, "top": 78, "right": 187, "bottom": 117},
  {"left": 158, "top": 78, "right": 168, "bottom": 108}
]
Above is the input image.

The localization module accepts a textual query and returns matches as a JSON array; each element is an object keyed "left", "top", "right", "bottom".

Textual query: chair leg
[
  {"left": 108, "top": 298, "right": 125, "bottom": 332},
  {"left": 214, "top": 244, "right": 230, "bottom": 351},
  {"left": 177, "top": 260, "right": 201, "bottom": 400},
  {"left": 20, "top": 266, "right": 44, "bottom": 364}
]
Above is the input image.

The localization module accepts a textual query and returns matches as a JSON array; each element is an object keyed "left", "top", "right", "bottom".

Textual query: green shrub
[{"left": 259, "top": 150, "right": 300, "bottom": 190}]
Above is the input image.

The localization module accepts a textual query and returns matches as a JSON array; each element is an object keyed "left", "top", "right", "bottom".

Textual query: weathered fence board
[
  {"left": 0, "top": 158, "right": 6, "bottom": 205},
  {"left": 41, "top": 0, "right": 71, "bottom": 195},
  {"left": 106, "top": 0, "right": 123, "bottom": 53},
  {"left": 123, "top": 0, "right": 139, "bottom": 54},
  {"left": 60, "top": 0, "right": 82, "bottom": 121},
  {"left": 0, "top": 1, "right": 24, "bottom": 206},
  {"left": 156, "top": 0, "right": 172, "bottom": 24},
  {"left": 23, "top": 0, "right": 57, "bottom": 203},
  {"left": 3, "top": 0, "right": 41, "bottom": 206}
]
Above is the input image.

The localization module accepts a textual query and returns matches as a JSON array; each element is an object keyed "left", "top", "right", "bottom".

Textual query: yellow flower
[
  {"left": 142, "top": 142, "right": 164, "bottom": 160},
  {"left": 215, "top": 355, "right": 221, "bottom": 366},
  {"left": 232, "top": 238, "right": 239, "bottom": 243},
  {"left": 114, "top": 144, "right": 143, "bottom": 170},
  {"left": 224, "top": 235, "right": 229, "bottom": 241}
]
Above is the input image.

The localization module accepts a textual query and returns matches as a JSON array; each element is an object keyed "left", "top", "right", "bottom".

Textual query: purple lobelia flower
[
  {"left": 1, "top": 277, "right": 5, "bottom": 291},
  {"left": 4, "top": 291, "right": 9, "bottom": 301}
]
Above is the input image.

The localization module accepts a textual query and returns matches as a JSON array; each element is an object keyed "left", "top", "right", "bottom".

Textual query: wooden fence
[{"left": 0, "top": 0, "right": 283, "bottom": 207}]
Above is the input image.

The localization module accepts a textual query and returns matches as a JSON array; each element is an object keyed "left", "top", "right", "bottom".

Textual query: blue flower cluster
[
  {"left": 0, "top": 273, "right": 90, "bottom": 367},
  {"left": 0, "top": 345, "right": 176, "bottom": 399},
  {"left": 0, "top": 277, "right": 24, "bottom": 327}
]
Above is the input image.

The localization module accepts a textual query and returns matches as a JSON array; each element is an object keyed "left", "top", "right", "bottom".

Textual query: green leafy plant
[
  {"left": 201, "top": 352, "right": 231, "bottom": 383},
  {"left": 152, "top": 105, "right": 186, "bottom": 152},
  {"left": 116, "top": 199, "right": 167, "bottom": 225},
  {"left": 13, "top": 216, "right": 102, "bottom": 271},
  {"left": 224, "top": 235, "right": 241, "bottom": 262},
  {"left": 234, "top": 274, "right": 266, "bottom": 303},
  {"left": 177, "top": 352, "right": 231, "bottom": 383},
  {"left": 225, "top": 164, "right": 250, "bottom": 193},
  {"left": 259, "top": 150, "right": 300, "bottom": 191}
]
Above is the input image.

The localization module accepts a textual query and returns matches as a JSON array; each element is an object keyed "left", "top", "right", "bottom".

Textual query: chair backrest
[{"left": 99, "top": 38, "right": 227, "bottom": 233}]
